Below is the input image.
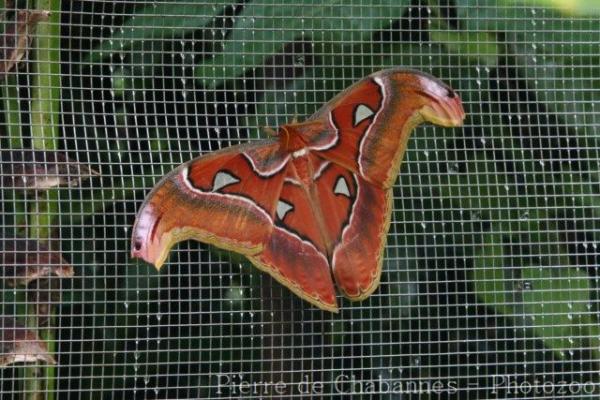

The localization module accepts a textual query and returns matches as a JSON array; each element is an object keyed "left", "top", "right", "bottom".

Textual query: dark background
[{"left": 1, "top": 0, "right": 599, "bottom": 398}]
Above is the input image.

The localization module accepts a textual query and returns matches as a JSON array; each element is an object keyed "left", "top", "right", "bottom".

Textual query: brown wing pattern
[
  {"left": 131, "top": 142, "right": 339, "bottom": 311},
  {"left": 131, "top": 143, "right": 285, "bottom": 268},
  {"left": 249, "top": 166, "right": 337, "bottom": 311},
  {"left": 298, "top": 69, "right": 464, "bottom": 188},
  {"left": 131, "top": 68, "right": 465, "bottom": 312},
  {"left": 330, "top": 177, "right": 391, "bottom": 300}
]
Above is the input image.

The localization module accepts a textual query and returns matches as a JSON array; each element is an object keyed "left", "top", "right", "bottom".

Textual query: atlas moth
[{"left": 131, "top": 68, "right": 465, "bottom": 312}]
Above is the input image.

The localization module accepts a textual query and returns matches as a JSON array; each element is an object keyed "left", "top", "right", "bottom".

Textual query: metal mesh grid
[{"left": 1, "top": 0, "right": 599, "bottom": 398}]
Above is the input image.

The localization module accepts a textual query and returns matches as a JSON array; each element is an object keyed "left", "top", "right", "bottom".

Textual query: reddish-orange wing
[{"left": 131, "top": 68, "right": 465, "bottom": 312}]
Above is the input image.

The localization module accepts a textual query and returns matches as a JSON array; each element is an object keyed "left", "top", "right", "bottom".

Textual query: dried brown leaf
[
  {"left": 0, "top": 10, "right": 50, "bottom": 76},
  {"left": 0, "top": 317, "right": 55, "bottom": 367},
  {"left": 0, "top": 149, "right": 100, "bottom": 190},
  {"left": 0, "top": 237, "right": 74, "bottom": 287}
]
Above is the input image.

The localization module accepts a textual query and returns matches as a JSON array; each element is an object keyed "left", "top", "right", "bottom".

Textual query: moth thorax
[{"left": 278, "top": 125, "right": 307, "bottom": 153}]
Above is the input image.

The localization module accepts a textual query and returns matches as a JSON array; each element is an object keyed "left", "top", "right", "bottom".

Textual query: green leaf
[
  {"left": 520, "top": 266, "right": 599, "bottom": 358},
  {"left": 458, "top": 0, "right": 598, "bottom": 49},
  {"left": 426, "top": 1, "right": 500, "bottom": 66},
  {"left": 429, "top": 30, "right": 499, "bottom": 67},
  {"left": 506, "top": 0, "right": 600, "bottom": 16},
  {"left": 84, "top": 1, "right": 223, "bottom": 64},
  {"left": 472, "top": 214, "right": 599, "bottom": 359},
  {"left": 195, "top": 0, "right": 409, "bottom": 87},
  {"left": 497, "top": 39, "right": 600, "bottom": 140}
]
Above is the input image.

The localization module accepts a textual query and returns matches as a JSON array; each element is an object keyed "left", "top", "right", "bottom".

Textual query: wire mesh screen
[{"left": 1, "top": 0, "right": 599, "bottom": 398}]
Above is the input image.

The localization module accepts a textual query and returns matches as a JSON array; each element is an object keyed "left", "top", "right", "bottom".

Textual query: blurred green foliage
[
  {"left": 508, "top": 0, "right": 600, "bottom": 16},
  {"left": 2, "top": 0, "right": 598, "bottom": 398}
]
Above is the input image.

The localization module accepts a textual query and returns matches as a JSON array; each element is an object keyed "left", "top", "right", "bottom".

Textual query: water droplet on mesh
[
  {"left": 516, "top": 280, "right": 532, "bottom": 291},
  {"left": 448, "top": 163, "right": 460, "bottom": 174}
]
